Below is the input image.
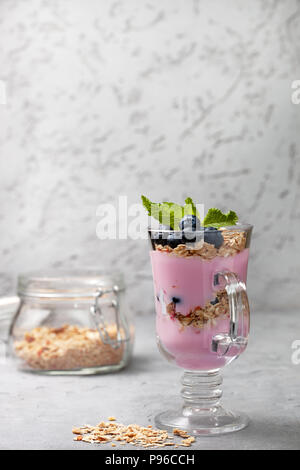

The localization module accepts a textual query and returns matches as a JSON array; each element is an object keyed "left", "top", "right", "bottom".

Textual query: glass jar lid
[{"left": 17, "top": 270, "right": 125, "bottom": 299}]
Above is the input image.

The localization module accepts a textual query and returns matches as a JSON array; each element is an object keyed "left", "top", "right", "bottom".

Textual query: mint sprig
[
  {"left": 141, "top": 196, "right": 238, "bottom": 229},
  {"left": 203, "top": 208, "right": 238, "bottom": 228}
]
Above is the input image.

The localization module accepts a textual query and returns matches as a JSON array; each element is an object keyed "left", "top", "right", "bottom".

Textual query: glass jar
[{"left": 2, "top": 270, "right": 134, "bottom": 375}]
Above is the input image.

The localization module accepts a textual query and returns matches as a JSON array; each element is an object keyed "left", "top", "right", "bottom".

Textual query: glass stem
[{"left": 181, "top": 370, "right": 223, "bottom": 415}]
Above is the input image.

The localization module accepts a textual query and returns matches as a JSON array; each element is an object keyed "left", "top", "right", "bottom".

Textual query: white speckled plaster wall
[{"left": 0, "top": 0, "right": 299, "bottom": 315}]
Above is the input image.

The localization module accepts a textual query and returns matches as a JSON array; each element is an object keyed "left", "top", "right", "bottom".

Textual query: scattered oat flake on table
[
  {"left": 72, "top": 420, "right": 195, "bottom": 448},
  {"left": 181, "top": 437, "right": 195, "bottom": 447},
  {"left": 173, "top": 428, "right": 189, "bottom": 438}
]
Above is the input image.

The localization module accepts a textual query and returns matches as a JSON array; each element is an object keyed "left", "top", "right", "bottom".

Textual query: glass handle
[
  {"left": 211, "top": 271, "right": 249, "bottom": 356},
  {"left": 90, "top": 288, "right": 129, "bottom": 350},
  {"left": 0, "top": 296, "right": 20, "bottom": 356}
]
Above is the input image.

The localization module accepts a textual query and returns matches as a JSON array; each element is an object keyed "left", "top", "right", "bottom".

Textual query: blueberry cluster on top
[{"left": 152, "top": 215, "right": 224, "bottom": 249}]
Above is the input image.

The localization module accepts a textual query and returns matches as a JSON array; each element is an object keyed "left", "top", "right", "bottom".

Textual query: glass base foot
[{"left": 155, "top": 406, "right": 249, "bottom": 436}]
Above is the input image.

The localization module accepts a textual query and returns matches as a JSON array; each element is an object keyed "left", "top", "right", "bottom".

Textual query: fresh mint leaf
[
  {"left": 141, "top": 195, "right": 184, "bottom": 229},
  {"left": 203, "top": 208, "right": 238, "bottom": 228},
  {"left": 141, "top": 195, "right": 152, "bottom": 214},
  {"left": 183, "top": 197, "right": 200, "bottom": 218}
]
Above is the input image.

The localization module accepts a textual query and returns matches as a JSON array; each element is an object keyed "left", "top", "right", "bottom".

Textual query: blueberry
[
  {"left": 166, "top": 231, "right": 183, "bottom": 248},
  {"left": 182, "top": 229, "right": 197, "bottom": 243},
  {"left": 213, "top": 273, "right": 219, "bottom": 286},
  {"left": 152, "top": 224, "right": 170, "bottom": 246},
  {"left": 204, "top": 227, "right": 224, "bottom": 249},
  {"left": 210, "top": 297, "right": 219, "bottom": 305},
  {"left": 179, "top": 215, "right": 201, "bottom": 231},
  {"left": 172, "top": 296, "right": 181, "bottom": 304},
  {"left": 152, "top": 231, "right": 168, "bottom": 246}
]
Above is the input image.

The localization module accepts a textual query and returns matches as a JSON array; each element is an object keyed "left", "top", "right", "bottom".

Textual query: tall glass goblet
[{"left": 149, "top": 224, "right": 253, "bottom": 435}]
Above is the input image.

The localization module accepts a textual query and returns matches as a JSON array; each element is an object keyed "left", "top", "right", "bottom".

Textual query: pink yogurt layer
[{"left": 150, "top": 249, "right": 250, "bottom": 371}]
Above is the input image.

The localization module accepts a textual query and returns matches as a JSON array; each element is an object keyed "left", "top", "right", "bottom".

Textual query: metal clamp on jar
[{"left": 0, "top": 270, "right": 134, "bottom": 375}]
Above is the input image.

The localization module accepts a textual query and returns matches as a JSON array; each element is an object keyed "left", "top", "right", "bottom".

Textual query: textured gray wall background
[{"left": 0, "top": 0, "right": 299, "bottom": 314}]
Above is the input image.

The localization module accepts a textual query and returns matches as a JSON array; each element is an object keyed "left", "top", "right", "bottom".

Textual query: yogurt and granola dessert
[{"left": 143, "top": 196, "right": 251, "bottom": 371}]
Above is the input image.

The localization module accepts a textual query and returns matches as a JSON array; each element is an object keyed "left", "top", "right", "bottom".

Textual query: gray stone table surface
[{"left": 1, "top": 310, "right": 300, "bottom": 450}]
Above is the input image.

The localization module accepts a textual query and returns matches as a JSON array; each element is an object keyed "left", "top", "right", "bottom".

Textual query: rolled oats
[
  {"left": 173, "top": 428, "right": 189, "bottom": 438},
  {"left": 72, "top": 419, "right": 195, "bottom": 448},
  {"left": 167, "top": 289, "right": 229, "bottom": 329},
  {"left": 155, "top": 230, "right": 246, "bottom": 260},
  {"left": 14, "top": 324, "right": 123, "bottom": 370}
]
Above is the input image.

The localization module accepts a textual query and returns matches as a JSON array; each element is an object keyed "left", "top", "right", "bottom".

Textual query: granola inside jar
[{"left": 7, "top": 270, "right": 134, "bottom": 375}]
